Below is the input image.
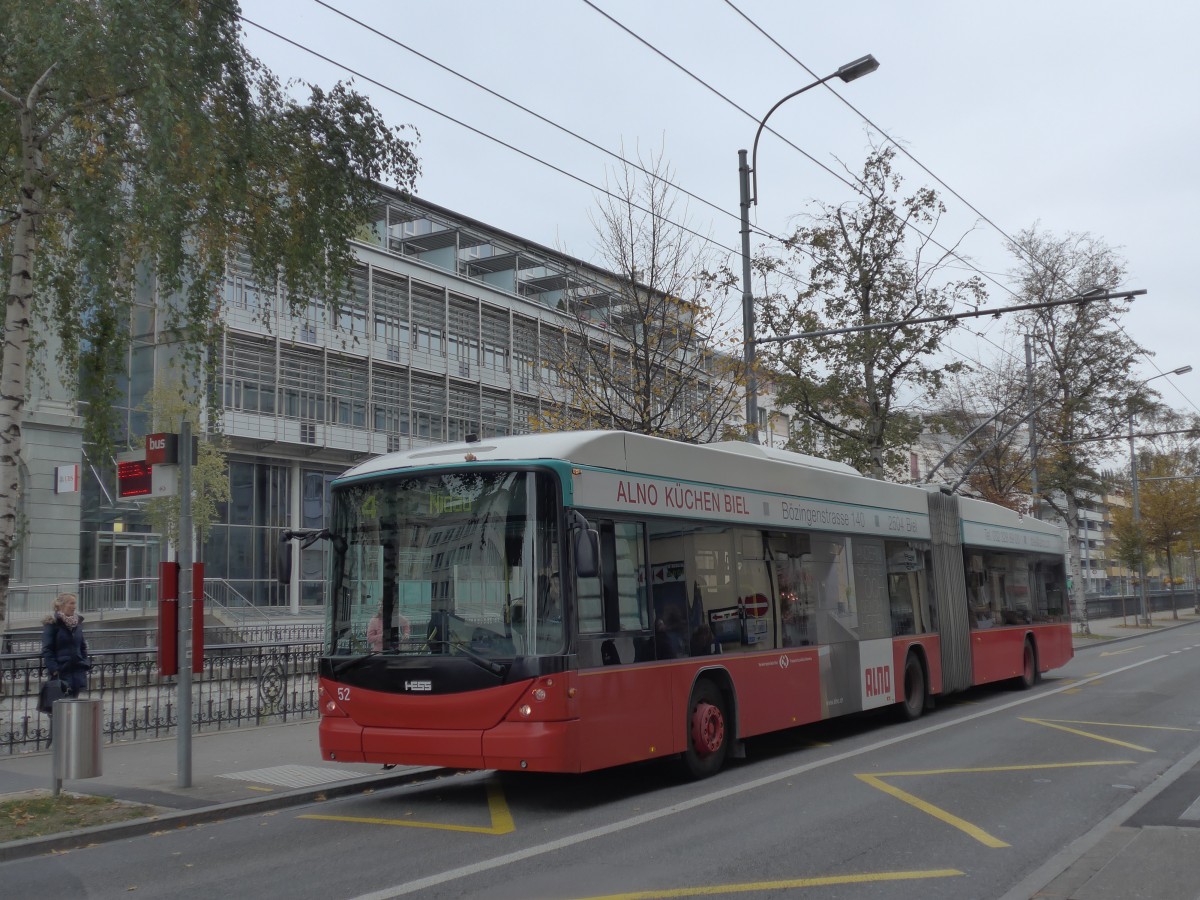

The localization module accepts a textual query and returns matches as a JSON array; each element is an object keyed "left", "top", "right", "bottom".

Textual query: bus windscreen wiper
[{"left": 446, "top": 639, "right": 509, "bottom": 676}]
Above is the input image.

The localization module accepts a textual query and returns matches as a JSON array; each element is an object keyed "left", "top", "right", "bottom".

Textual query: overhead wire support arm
[{"left": 753, "top": 289, "right": 1146, "bottom": 345}]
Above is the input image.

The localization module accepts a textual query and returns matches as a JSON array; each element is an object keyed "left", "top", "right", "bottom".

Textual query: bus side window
[
  {"left": 613, "top": 522, "right": 649, "bottom": 631},
  {"left": 598, "top": 520, "right": 649, "bottom": 633},
  {"left": 577, "top": 570, "right": 604, "bottom": 634},
  {"left": 576, "top": 519, "right": 650, "bottom": 636}
]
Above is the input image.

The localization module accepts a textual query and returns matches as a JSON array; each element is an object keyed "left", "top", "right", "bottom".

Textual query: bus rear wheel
[
  {"left": 683, "top": 680, "right": 728, "bottom": 779},
  {"left": 1015, "top": 639, "right": 1038, "bottom": 690},
  {"left": 899, "top": 653, "right": 925, "bottom": 721}
]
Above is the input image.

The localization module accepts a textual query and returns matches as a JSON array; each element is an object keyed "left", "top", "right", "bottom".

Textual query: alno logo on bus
[{"left": 864, "top": 665, "right": 892, "bottom": 698}]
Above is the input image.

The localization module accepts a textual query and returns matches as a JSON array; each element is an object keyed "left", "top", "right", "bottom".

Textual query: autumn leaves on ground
[{"left": 0, "top": 793, "right": 157, "bottom": 842}]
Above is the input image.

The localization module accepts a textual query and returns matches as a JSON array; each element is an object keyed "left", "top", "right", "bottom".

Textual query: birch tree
[{"left": 0, "top": 1, "right": 420, "bottom": 628}]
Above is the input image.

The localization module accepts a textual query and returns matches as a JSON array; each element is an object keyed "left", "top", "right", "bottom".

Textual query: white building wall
[{"left": 20, "top": 320, "right": 84, "bottom": 591}]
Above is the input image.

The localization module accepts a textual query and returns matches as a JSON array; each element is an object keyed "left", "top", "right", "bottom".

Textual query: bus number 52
[{"left": 337, "top": 687, "right": 351, "bottom": 702}]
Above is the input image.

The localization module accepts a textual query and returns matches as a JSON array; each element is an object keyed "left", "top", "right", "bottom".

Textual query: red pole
[
  {"left": 158, "top": 562, "right": 180, "bottom": 677},
  {"left": 191, "top": 563, "right": 205, "bottom": 674}
]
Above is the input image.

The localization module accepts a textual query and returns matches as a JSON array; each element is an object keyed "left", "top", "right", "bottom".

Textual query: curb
[{"left": 0, "top": 765, "right": 453, "bottom": 863}]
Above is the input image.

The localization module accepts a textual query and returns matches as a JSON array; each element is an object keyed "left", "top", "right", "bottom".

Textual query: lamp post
[
  {"left": 739, "top": 54, "right": 879, "bottom": 443},
  {"left": 1129, "top": 364, "right": 1192, "bottom": 624}
]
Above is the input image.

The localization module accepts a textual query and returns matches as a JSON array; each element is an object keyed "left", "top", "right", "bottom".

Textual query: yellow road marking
[
  {"left": 1100, "top": 646, "right": 1142, "bottom": 656},
  {"left": 857, "top": 773, "right": 1009, "bottom": 848},
  {"left": 872, "top": 760, "right": 1134, "bottom": 777},
  {"left": 1020, "top": 717, "right": 1158, "bottom": 751},
  {"left": 300, "top": 780, "right": 514, "bottom": 834},
  {"left": 570, "top": 869, "right": 963, "bottom": 899},
  {"left": 858, "top": 760, "right": 1134, "bottom": 848},
  {"left": 1032, "top": 718, "right": 1195, "bottom": 732}
]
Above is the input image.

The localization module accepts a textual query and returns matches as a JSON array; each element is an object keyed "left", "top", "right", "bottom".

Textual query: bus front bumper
[{"left": 320, "top": 715, "right": 580, "bottom": 773}]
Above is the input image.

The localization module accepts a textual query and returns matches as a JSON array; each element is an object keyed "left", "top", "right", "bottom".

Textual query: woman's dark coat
[{"left": 41, "top": 614, "right": 90, "bottom": 695}]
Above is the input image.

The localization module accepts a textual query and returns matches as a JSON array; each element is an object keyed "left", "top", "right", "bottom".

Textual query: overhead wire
[
  {"left": 309, "top": 0, "right": 743, "bottom": 238},
  {"left": 581, "top": 0, "right": 1200, "bottom": 429},
  {"left": 722, "top": 0, "right": 1199, "bottom": 417},
  {"left": 302, "top": 0, "right": 834, "bottom": 307},
  {"left": 225, "top": 0, "right": 886, "bottom": 318},
  {"left": 233, "top": 0, "right": 952, "bottom": 328},
  {"left": 230, "top": 7, "right": 755, "bottom": 275},
  {"left": 264, "top": 0, "right": 1035, "bottom": 346},
  {"left": 578, "top": 0, "right": 1027, "bottom": 309},
  {"left": 582, "top": 0, "right": 1192, "bottom": 419},
  {"left": 240, "top": 1, "right": 1194, "bottom": 420}
]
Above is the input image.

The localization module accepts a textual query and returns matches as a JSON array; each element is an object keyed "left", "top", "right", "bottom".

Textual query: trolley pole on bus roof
[{"left": 177, "top": 418, "right": 193, "bottom": 788}]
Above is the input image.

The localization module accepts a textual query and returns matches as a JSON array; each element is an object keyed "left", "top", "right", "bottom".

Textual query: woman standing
[{"left": 42, "top": 592, "right": 91, "bottom": 698}]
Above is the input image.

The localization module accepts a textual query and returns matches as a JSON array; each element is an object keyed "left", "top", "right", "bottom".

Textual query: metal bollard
[{"left": 51, "top": 698, "right": 103, "bottom": 796}]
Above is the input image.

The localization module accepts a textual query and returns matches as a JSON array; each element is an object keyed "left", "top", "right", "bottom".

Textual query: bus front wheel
[
  {"left": 683, "top": 680, "right": 728, "bottom": 779},
  {"left": 899, "top": 653, "right": 925, "bottom": 721}
]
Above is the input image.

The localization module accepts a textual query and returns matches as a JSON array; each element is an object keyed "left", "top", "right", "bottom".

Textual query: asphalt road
[{"left": 3, "top": 627, "right": 1199, "bottom": 899}]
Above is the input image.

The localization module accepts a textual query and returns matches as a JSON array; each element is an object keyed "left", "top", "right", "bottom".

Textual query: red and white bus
[{"left": 310, "top": 431, "right": 1072, "bottom": 778}]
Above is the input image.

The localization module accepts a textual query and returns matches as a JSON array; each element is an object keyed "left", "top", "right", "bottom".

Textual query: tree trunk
[
  {"left": 1167, "top": 546, "right": 1177, "bottom": 620},
  {"left": 0, "top": 101, "right": 42, "bottom": 632}
]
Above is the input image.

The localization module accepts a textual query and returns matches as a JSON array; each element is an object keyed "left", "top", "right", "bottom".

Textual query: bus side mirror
[{"left": 569, "top": 511, "right": 600, "bottom": 579}]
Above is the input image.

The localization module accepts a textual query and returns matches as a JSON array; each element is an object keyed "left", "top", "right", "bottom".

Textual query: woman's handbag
[{"left": 37, "top": 678, "right": 67, "bottom": 714}]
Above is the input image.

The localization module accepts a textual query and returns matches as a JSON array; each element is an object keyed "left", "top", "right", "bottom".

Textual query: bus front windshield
[{"left": 327, "top": 469, "right": 563, "bottom": 661}]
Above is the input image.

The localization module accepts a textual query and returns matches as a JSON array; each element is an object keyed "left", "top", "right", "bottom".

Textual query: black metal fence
[
  {"left": 1083, "top": 590, "right": 1200, "bottom": 621},
  {"left": 0, "top": 641, "right": 322, "bottom": 755}
]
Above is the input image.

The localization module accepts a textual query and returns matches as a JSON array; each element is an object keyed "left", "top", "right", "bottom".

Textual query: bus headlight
[{"left": 519, "top": 704, "right": 533, "bottom": 717}]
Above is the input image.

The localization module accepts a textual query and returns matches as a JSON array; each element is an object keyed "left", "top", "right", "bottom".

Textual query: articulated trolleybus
[{"left": 314, "top": 431, "right": 1072, "bottom": 778}]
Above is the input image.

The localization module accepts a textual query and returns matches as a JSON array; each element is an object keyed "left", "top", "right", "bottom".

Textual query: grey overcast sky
[{"left": 238, "top": 0, "right": 1199, "bottom": 418}]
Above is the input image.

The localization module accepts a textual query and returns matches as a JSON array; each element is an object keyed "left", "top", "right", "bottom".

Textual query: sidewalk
[
  {"left": 0, "top": 720, "right": 441, "bottom": 861},
  {"left": 1071, "top": 607, "right": 1200, "bottom": 650},
  {"left": 1023, "top": 609, "right": 1200, "bottom": 899}
]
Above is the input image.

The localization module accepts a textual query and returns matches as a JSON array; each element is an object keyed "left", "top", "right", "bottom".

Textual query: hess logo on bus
[{"left": 404, "top": 680, "right": 432, "bottom": 692}]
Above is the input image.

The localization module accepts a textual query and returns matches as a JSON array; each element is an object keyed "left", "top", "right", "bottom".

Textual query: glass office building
[{"left": 61, "top": 190, "right": 719, "bottom": 610}]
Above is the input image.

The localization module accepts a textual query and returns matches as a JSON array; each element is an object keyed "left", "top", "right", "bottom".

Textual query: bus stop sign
[{"left": 146, "top": 433, "right": 178, "bottom": 465}]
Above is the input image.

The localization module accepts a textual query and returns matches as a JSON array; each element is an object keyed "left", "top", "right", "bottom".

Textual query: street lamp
[
  {"left": 1129, "top": 364, "right": 1192, "bottom": 624},
  {"left": 738, "top": 54, "right": 879, "bottom": 443}
]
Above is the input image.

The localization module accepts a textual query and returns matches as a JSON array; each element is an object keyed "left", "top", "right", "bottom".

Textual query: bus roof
[
  {"left": 339, "top": 431, "right": 926, "bottom": 515},
  {"left": 341, "top": 431, "right": 862, "bottom": 480},
  {"left": 338, "top": 431, "right": 1065, "bottom": 553},
  {"left": 956, "top": 493, "right": 1066, "bottom": 553}
]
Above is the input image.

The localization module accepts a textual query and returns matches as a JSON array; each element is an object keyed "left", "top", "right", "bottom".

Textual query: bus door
[
  {"left": 574, "top": 519, "right": 665, "bottom": 771},
  {"left": 794, "top": 533, "right": 896, "bottom": 716},
  {"left": 733, "top": 529, "right": 774, "bottom": 649}
]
